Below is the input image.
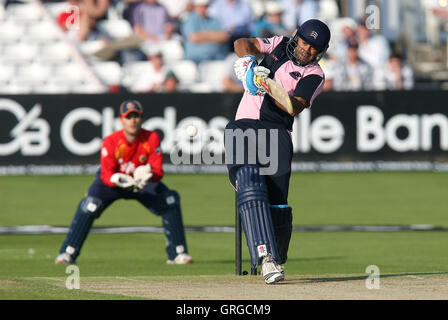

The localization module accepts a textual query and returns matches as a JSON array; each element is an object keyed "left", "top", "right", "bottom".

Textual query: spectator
[
  {"left": 357, "top": 16, "right": 391, "bottom": 69},
  {"left": 181, "top": 0, "right": 230, "bottom": 64},
  {"left": 319, "top": 55, "right": 336, "bottom": 92},
  {"left": 158, "top": 0, "right": 191, "bottom": 20},
  {"left": 221, "top": 52, "right": 243, "bottom": 92},
  {"left": 83, "top": 0, "right": 109, "bottom": 21},
  {"left": 330, "top": 42, "right": 373, "bottom": 91},
  {"left": 329, "top": 23, "right": 358, "bottom": 62},
  {"left": 296, "top": 0, "right": 319, "bottom": 25},
  {"left": 122, "top": 0, "right": 142, "bottom": 24},
  {"left": 132, "top": 0, "right": 174, "bottom": 45},
  {"left": 423, "top": 0, "right": 448, "bottom": 47},
  {"left": 375, "top": 53, "right": 415, "bottom": 91},
  {"left": 208, "top": 0, "right": 254, "bottom": 42},
  {"left": 133, "top": 47, "right": 168, "bottom": 93},
  {"left": 318, "top": 0, "right": 340, "bottom": 23},
  {"left": 280, "top": 0, "right": 320, "bottom": 32},
  {"left": 252, "top": 1, "right": 289, "bottom": 38},
  {"left": 162, "top": 70, "right": 180, "bottom": 92},
  {"left": 158, "top": 0, "right": 192, "bottom": 34}
]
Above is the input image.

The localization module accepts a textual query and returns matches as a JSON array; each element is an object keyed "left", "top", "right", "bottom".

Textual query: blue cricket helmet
[{"left": 286, "top": 19, "right": 331, "bottom": 66}]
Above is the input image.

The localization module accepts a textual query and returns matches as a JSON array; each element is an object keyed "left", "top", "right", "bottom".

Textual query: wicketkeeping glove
[
  {"left": 133, "top": 164, "right": 153, "bottom": 191},
  {"left": 110, "top": 173, "right": 136, "bottom": 190}
]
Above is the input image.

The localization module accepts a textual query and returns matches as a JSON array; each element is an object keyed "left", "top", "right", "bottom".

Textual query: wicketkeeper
[
  {"left": 55, "top": 100, "right": 193, "bottom": 265},
  {"left": 226, "top": 19, "right": 330, "bottom": 284}
]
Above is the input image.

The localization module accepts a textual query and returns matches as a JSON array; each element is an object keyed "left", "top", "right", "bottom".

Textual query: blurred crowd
[
  {"left": 45, "top": 0, "right": 420, "bottom": 93},
  {"left": 322, "top": 16, "right": 414, "bottom": 92}
]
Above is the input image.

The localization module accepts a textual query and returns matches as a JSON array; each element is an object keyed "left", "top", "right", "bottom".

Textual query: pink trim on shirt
[
  {"left": 257, "top": 36, "right": 285, "bottom": 54},
  {"left": 235, "top": 36, "right": 325, "bottom": 120}
]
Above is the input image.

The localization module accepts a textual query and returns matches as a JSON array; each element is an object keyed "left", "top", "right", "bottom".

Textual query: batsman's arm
[
  {"left": 255, "top": 75, "right": 303, "bottom": 116},
  {"left": 235, "top": 37, "right": 311, "bottom": 116},
  {"left": 234, "top": 38, "right": 262, "bottom": 58},
  {"left": 290, "top": 74, "right": 325, "bottom": 116},
  {"left": 267, "top": 96, "right": 307, "bottom": 117},
  {"left": 283, "top": 96, "right": 307, "bottom": 116}
]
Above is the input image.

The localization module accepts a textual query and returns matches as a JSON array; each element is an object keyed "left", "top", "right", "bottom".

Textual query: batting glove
[
  {"left": 133, "top": 164, "right": 153, "bottom": 191},
  {"left": 110, "top": 173, "right": 136, "bottom": 190},
  {"left": 234, "top": 55, "right": 260, "bottom": 96},
  {"left": 233, "top": 55, "right": 254, "bottom": 80},
  {"left": 253, "top": 66, "right": 271, "bottom": 95}
]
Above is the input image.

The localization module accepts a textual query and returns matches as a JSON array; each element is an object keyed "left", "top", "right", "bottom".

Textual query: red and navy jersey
[{"left": 99, "top": 129, "right": 163, "bottom": 187}]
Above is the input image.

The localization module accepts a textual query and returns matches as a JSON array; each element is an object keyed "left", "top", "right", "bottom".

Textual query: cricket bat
[{"left": 255, "top": 76, "right": 294, "bottom": 116}]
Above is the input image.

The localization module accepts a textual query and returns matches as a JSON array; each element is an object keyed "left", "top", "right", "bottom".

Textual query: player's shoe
[
  {"left": 166, "top": 253, "right": 193, "bottom": 265},
  {"left": 279, "top": 265, "right": 285, "bottom": 279},
  {"left": 261, "top": 255, "right": 284, "bottom": 284},
  {"left": 55, "top": 253, "right": 75, "bottom": 264}
]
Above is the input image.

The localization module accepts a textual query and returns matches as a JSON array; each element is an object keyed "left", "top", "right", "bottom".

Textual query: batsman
[
  {"left": 55, "top": 100, "right": 193, "bottom": 265},
  {"left": 226, "top": 19, "right": 330, "bottom": 284}
]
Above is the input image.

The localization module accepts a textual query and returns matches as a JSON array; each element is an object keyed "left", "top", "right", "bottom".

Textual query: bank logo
[{"left": 0, "top": 99, "right": 50, "bottom": 156}]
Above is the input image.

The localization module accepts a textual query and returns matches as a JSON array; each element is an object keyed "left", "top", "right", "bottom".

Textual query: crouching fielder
[
  {"left": 226, "top": 19, "right": 330, "bottom": 284},
  {"left": 55, "top": 100, "right": 192, "bottom": 265}
]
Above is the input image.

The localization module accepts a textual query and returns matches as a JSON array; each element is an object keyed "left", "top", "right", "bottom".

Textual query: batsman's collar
[{"left": 120, "top": 100, "right": 143, "bottom": 117}]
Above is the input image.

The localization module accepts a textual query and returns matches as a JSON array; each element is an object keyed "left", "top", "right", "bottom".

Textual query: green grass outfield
[{"left": 1, "top": 172, "right": 448, "bottom": 299}]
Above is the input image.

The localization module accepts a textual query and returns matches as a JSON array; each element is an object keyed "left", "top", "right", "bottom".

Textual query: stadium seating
[
  {"left": 26, "top": 21, "right": 61, "bottom": 42},
  {"left": 0, "top": 64, "right": 15, "bottom": 83},
  {"left": 0, "top": 0, "right": 436, "bottom": 93},
  {"left": 70, "top": 82, "right": 108, "bottom": 94},
  {"left": 0, "top": 1, "right": 234, "bottom": 94},
  {"left": 1, "top": 43, "right": 40, "bottom": 64},
  {"left": 0, "top": 0, "right": 237, "bottom": 94},
  {"left": 158, "top": 40, "right": 184, "bottom": 63},
  {"left": 37, "top": 41, "right": 74, "bottom": 64},
  {"left": 33, "top": 82, "right": 71, "bottom": 94},
  {"left": 44, "top": 1, "right": 67, "bottom": 18},
  {"left": 198, "top": 60, "right": 227, "bottom": 92},
  {"left": 0, "top": 82, "right": 33, "bottom": 94},
  {"left": 121, "top": 61, "right": 153, "bottom": 91},
  {"left": 91, "top": 61, "right": 123, "bottom": 86},
  {"left": 167, "top": 60, "right": 199, "bottom": 87},
  {"left": 5, "top": 2, "right": 44, "bottom": 21},
  {"left": 16, "top": 63, "right": 52, "bottom": 82},
  {"left": 51, "top": 62, "right": 88, "bottom": 84},
  {"left": 78, "top": 40, "right": 107, "bottom": 57},
  {"left": 0, "top": 21, "right": 25, "bottom": 43},
  {"left": 96, "top": 19, "right": 134, "bottom": 40}
]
